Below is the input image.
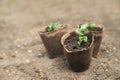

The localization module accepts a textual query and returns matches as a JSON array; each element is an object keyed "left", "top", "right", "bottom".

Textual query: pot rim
[
  {"left": 76, "top": 23, "right": 105, "bottom": 32},
  {"left": 61, "top": 31, "right": 94, "bottom": 53},
  {"left": 38, "top": 24, "right": 68, "bottom": 37},
  {"left": 93, "top": 25, "right": 104, "bottom": 32}
]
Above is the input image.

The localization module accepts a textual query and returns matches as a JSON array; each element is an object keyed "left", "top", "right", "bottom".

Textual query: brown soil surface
[
  {"left": 64, "top": 34, "right": 91, "bottom": 51},
  {"left": 0, "top": 0, "right": 120, "bottom": 80}
]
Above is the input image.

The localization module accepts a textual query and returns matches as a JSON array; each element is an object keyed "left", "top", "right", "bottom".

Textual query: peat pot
[
  {"left": 39, "top": 25, "right": 67, "bottom": 59},
  {"left": 61, "top": 31, "right": 94, "bottom": 72}
]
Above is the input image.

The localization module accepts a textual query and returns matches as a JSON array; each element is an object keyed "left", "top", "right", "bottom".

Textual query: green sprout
[
  {"left": 88, "top": 23, "right": 95, "bottom": 31},
  {"left": 77, "top": 35, "right": 88, "bottom": 46},
  {"left": 76, "top": 24, "right": 88, "bottom": 46},
  {"left": 75, "top": 23, "right": 95, "bottom": 46},
  {"left": 47, "top": 22, "right": 59, "bottom": 32}
]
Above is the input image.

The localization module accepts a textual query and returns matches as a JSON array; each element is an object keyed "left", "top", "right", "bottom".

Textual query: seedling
[
  {"left": 88, "top": 23, "right": 95, "bottom": 31},
  {"left": 47, "top": 22, "right": 59, "bottom": 32},
  {"left": 76, "top": 24, "right": 88, "bottom": 46},
  {"left": 76, "top": 23, "right": 95, "bottom": 46}
]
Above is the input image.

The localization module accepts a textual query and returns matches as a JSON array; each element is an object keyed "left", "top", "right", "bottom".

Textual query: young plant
[
  {"left": 76, "top": 24, "right": 88, "bottom": 46},
  {"left": 87, "top": 23, "right": 95, "bottom": 31},
  {"left": 76, "top": 23, "right": 95, "bottom": 45},
  {"left": 47, "top": 22, "right": 59, "bottom": 32}
]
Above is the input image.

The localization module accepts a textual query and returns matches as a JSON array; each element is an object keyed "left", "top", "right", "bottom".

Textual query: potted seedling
[
  {"left": 88, "top": 23, "right": 103, "bottom": 58},
  {"left": 39, "top": 22, "right": 67, "bottom": 59},
  {"left": 61, "top": 24, "right": 94, "bottom": 72},
  {"left": 80, "top": 23, "right": 103, "bottom": 58}
]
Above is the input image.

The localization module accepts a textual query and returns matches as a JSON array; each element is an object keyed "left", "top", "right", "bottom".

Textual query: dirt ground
[{"left": 0, "top": 0, "right": 120, "bottom": 80}]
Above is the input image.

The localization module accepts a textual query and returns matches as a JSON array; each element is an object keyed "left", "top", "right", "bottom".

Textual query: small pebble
[
  {"left": 115, "top": 58, "right": 118, "bottom": 61},
  {"left": 17, "top": 45, "right": 21, "bottom": 48},
  {"left": 15, "top": 51, "right": 18, "bottom": 54},
  {"left": 106, "top": 50, "right": 109, "bottom": 53},
  {"left": 48, "top": 66, "right": 54, "bottom": 69},
  {"left": 2, "top": 53, "right": 6, "bottom": 55},
  {"left": 105, "top": 69, "right": 108, "bottom": 72},
  {"left": 28, "top": 50, "right": 32, "bottom": 53},
  {"left": 37, "top": 53, "right": 42, "bottom": 58},
  {"left": 5, "top": 69, "right": 9, "bottom": 73},
  {"left": 39, "top": 69, "right": 42, "bottom": 72},
  {"left": 38, "top": 53, "right": 42, "bottom": 56},
  {"left": 39, "top": 71, "right": 44, "bottom": 77},
  {"left": 26, "top": 60, "right": 30, "bottom": 63},
  {"left": 113, "top": 47, "right": 116, "bottom": 50},
  {"left": 17, "top": 45, "right": 24, "bottom": 49},
  {"left": 10, "top": 71, "right": 16, "bottom": 75},
  {"left": 101, "top": 63, "right": 104, "bottom": 66},
  {"left": 35, "top": 69, "right": 45, "bottom": 77}
]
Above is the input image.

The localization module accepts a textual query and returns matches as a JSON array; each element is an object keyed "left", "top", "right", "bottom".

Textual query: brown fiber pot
[
  {"left": 91, "top": 25, "right": 104, "bottom": 58},
  {"left": 61, "top": 31, "right": 94, "bottom": 72},
  {"left": 39, "top": 25, "right": 67, "bottom": 59}
]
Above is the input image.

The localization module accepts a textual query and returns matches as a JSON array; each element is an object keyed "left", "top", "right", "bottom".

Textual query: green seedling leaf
[
  {"left": 47, "top": 25, "right": 52, "bottom": 32},
  {"left": 47, "top": 22, "right": 59, "bottom": 32},
  {"left": 76, "top": 28, "right": 84, "bottom": 36},
  {"left": 47, "top": 28, "right": 51, "bottom": 32},
  {"left": 88, "top": 23, "right": 95, "bottom": 30},
  {"left": 51, "top": 22, "right": 59, "bottom": 30},
  {"left": 80, "top": 24, "right": 88, "bottom": 32},
  {"left": 78, "top": 37, "right": 82, "bottom": 45},
  {"left": 83, "top": 36, "right": 88, "bottom": 42},
  {"left": 76, "top": 24, "right": 89, "bottom": 46},
  {"left": 79, "top": 37, "right": 83, "bottom": 42},
  {"left": 78, "top": 41, "right": 81, "bottom": 46}
]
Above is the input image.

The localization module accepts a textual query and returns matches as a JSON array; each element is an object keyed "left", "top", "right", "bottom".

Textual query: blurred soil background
[{"left": 0, "top": 0, "right": 120, "bottom": 80}]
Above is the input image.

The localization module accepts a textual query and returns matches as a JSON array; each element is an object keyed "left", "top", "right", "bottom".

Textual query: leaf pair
[
  {"left": 47, "top": 22, "right": 59, "bottom": 32},
  {"left": 76, "top": 25, "right": 88, "bottom": 46},
  {"left": 76, "top": 24, "right": 88, "bottom": 36},
  {"left": 88, "top": 23, "right": 95, "bottom": 31},
  {"left": 76, "top": 23, "right": 95, "bottom": 46},
  {"left": 77, "top": 36, "right": 88, "bottom": 45}
]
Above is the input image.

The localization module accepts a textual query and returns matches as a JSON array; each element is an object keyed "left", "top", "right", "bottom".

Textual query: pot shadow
[{"left": 53, "top": 56, "right": 71, "bottom": 72}]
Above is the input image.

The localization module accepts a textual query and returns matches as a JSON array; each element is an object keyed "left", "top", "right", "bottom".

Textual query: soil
[
  {"left": 0, "top": 0, "right": 120, "bottom": 80},
  {"left": 64, "top": 34, "right": 91, "bottom": 51}
]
